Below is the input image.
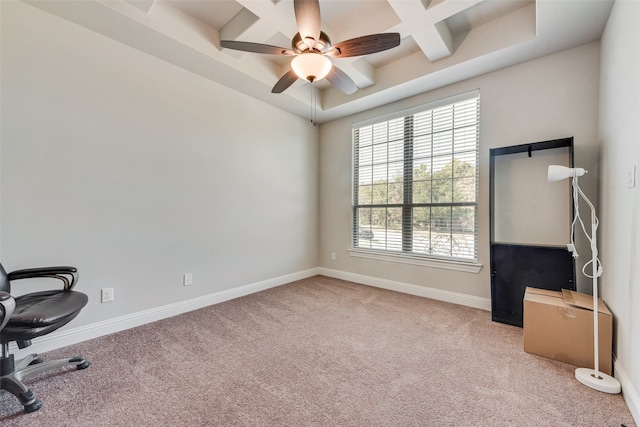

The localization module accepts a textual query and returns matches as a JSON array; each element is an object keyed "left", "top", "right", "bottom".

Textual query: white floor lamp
[{"left": 547, "top": 165, "right": 621, "bottom": 394}]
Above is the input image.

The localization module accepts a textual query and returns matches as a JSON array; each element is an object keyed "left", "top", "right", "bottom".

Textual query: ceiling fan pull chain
[
  {"left": 310, "top": 82, "right": 313, "bottom": 124},
  {"left": 310, "top": 81, "right": 318, "bottom": 126}
]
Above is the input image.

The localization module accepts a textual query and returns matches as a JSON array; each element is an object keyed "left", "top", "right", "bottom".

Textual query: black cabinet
[
  {"left": 490, "top": 243, "right": 575, "bottom": 326},
  {"left": 489, "top": 138, "right": 576, "bottom": 326}
]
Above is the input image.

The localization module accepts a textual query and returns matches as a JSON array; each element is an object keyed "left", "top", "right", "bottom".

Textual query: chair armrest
[
  {"left": 7, "top": 266, "right": 79, "bottom": 290},
  {"left": 0, "top": 291, "right": 16, "bottom": 331}
]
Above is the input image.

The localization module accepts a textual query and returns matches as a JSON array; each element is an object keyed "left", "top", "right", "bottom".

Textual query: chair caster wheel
[
  {"left": 24, "top": 399, "right": 42, "bottom": 413},
  {"left": 29, "top": 357, "right": 44, "bottom": 365},
  {"left": 70, "top": 356, "right": 90, "bottom": 370}
]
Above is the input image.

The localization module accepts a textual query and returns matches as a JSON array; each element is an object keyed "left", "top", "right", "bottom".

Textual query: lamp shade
[
  {"left": 291, "top": 53, "right": 332, "bottom": 83},
  {"left": 548, "top": 165, "right": 587, "bottom": 182}
]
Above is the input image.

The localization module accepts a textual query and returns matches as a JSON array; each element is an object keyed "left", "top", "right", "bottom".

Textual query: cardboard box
[{"left": 523, "top": 287, "right": 612, "bottom": 375}]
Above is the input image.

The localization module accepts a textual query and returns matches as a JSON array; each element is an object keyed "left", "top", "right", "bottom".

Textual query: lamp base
[{"left": 575, "top": 368, "right": 621, "bottom": 394}]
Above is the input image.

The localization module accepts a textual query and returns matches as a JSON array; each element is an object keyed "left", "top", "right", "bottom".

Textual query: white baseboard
[
  {"left": 10, "top": 267, "right": 321, "bottom": 359},
  {"left": 614, "top": 357, "right": 640, "bottom": 425},
  {"left": 12, "top": 267, "right": 489, "bottom": 358},
  {"left": 317, "top": 267, "right": 491, "bottom": 311},
  {"left": 9, "top": 266, "right": 636, "bottom": 422}
]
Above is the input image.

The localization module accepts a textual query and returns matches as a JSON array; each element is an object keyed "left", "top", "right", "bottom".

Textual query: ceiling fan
[{"left": 220, "top": 0, "right": 401, "bottom": 95}]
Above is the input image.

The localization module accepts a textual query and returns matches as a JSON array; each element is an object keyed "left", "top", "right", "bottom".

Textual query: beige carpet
[{"left": 0, "top": 276, "right": 635, "bottom": 426}]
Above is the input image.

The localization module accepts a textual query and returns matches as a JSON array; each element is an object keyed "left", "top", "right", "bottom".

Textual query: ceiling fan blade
[
  {"left": 220, "top": 40, "right": 295, "bottom": 56},
  {"left": 271, "top": 69, "right": 299, "bottom": 94},
  {"left": 294, "top": 0, "right": 321, "bottom": 47},
  {"left": 326, "top": 65, "right": 358, "bottom": 95},
  {"left": 326, "top": 33, "right": 401, "bottom": 58}
]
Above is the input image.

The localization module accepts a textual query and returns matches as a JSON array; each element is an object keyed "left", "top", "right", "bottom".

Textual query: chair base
[{"left": 1, "top": 353, "right": 90, "bottom": 413}]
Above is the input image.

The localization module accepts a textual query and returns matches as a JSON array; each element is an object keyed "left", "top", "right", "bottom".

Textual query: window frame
[{"left": 350, "top": 90, "right": 482, "bottom": 273}]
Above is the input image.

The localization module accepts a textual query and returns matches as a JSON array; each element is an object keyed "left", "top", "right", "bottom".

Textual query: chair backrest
[{"left": 0, "top": 263, "right": 10, "bottom": 293}]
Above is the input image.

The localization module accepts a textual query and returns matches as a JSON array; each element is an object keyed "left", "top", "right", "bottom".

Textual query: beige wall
[
  {"left": 319, "top": 42, "right": 601, "bottom": 299},
  {"left": 599, "top": 0, "right": 640, "bottom": 420},
  {"left": 0, "top": 1, "right": 318, "bottom": 327},
  {"left": 5, "top": 3, "right": 635, "bottom": 415}
]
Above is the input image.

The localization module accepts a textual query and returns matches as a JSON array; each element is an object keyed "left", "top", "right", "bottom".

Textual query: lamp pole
[{"left": 571, "top": 175, "right": 620, "bottom": 393}]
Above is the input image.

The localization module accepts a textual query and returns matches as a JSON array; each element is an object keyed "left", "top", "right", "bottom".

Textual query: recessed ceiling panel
[
  {"left": 446, "top": 0, "right": 534, "bottom": 37},
  {"left": 320, "top": 0, "right": 401, "bottom": 39},
  {"left": 124, "top": 0, "right": 155, "bottom": 13},
  {"left": 167, "top": 0, "right": 244, "bottom": 30}
]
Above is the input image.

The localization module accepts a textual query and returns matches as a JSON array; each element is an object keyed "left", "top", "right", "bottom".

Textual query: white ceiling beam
[
  {"left": 124, "top": 0, "right": 156, "bottom": 14},
  {"left": 425, "top": 0, "right": 485, "bottom": 23},
  {"left": 219, "top": 7, "right": 259, "bottom": 42},
  {"left": 413, "top": 20, "right": 453, "bottom": 61},
  {"left": 230, "top": 0, "right": 297, "bottom": 43},
  {"left": 387, "top": 0, "right": 484, "bottom": 61},
  {"left": 330, "top": 58, "right": 375, "bottom": 89}
]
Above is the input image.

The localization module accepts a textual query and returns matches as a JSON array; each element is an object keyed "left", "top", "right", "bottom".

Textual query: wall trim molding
[
  {"left": 317, "top": 267, "right": 491, "bottom": 311},
  {"left": 10, "top": 267, "right": 321, "bottom": 358},
  {"left": 347, "top": 249, "right": 483, "bottom": 273},
  {"left": 614, "top": 357, "right": 640, "bottom": 425}
]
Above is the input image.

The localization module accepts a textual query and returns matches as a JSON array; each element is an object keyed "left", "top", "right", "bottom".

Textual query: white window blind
[{"left": 352, "top": 92, "right": 480, "bottom": 262}]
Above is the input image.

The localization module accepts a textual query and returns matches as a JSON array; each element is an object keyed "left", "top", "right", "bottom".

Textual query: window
[{"left": 352, "top": 91, "right": 479, "bottom": 265}]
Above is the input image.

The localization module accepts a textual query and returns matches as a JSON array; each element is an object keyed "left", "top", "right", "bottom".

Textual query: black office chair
[{"left": 0, "top": 263, "right": 90, "bottom": 413}]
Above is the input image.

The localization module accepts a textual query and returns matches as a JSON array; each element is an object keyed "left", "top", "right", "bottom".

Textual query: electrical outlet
[
  {"left": 101, "top": 287, "right": 114, "bottom": 303},
  {"left": 331, "top": 252, "right": 336, "bottom": 261},
  {"left": 183, "top": 273, "right": 193, "bottom": 286}
]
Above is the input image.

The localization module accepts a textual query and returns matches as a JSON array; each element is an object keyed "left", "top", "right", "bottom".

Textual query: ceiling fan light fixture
[
  {"left": 221, "top": 1, "right": 399, "bottom": 95},
  {"left": 291, "top": 53, "right": 332, "bottom": 83}
]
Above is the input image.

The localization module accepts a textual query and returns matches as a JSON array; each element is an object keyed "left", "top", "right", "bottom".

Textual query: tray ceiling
[{"left": 24, "top": 0, "right": 614, "bottom": 123}]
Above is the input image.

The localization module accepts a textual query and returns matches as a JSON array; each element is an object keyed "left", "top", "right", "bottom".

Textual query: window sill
[{"left": 347, "top": 249, "right": 483, "bottom": 273}]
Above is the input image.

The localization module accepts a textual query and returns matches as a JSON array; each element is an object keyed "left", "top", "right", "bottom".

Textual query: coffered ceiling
[{"left": 24, "top": 0, "right": 614, "bottom": 123}]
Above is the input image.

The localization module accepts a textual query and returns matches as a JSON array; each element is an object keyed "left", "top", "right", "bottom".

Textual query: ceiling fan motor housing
[{"left": 292, "top": 31, "right": 331, "bottom": 53}]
